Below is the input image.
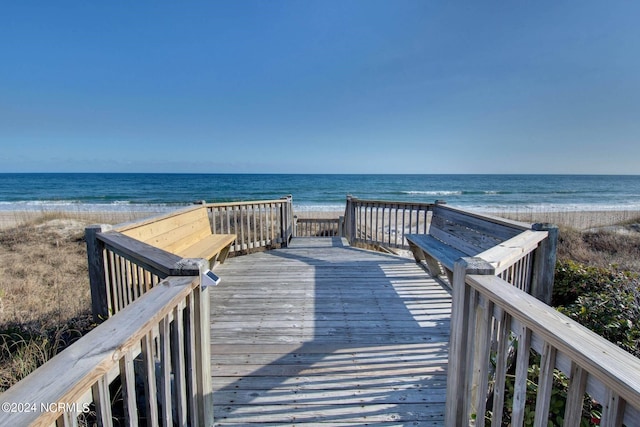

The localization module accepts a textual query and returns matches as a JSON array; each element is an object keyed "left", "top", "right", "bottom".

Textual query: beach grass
[{"left": 0, "top": 210, "right": 165, "bottom": 390}]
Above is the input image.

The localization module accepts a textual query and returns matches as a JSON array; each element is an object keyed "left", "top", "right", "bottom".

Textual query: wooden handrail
[
  {"left": 468, "top": 274, "right": 640, "bottom": 412},
  {"left": 206, "top": 198, "right": 291, "bottom": 208},
  {"left": 98, "top": 231, "right": 192, "bottom": 277},
  {"left": 87, "top": 227, "right": 202, "bottom": 320},
  {"left": 477, "top": 229, "right": 548, "bottom": 275},
  {"left": 294, "top": 217, "right": 342, "bottom": 237},
  {"left": 87, "top": 197, "right": 294, "bottom": 320},
  {"left": 205, "top": 196, "right": 294, "bottom": 253},
  {"left": 0, "top": 275, "right": 213, "bottom": 426},
  {"left": 345, "top": 196, "right": 435, "bottom": 248},
  {"left": 446, "top": 261, "right": 640, "bottom": 426}
]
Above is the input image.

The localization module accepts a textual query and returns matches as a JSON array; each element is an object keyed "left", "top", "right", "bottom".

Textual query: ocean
[{"left": 0, "top": 173, "right": 639, "bottom": 214}]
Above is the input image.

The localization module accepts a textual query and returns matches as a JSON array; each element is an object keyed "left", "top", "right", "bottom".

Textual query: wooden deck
[{"left": 211, "top": 237, "right": 452, "bottom": 425}]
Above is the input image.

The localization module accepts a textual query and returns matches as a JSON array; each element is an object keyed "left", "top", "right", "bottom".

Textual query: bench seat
[
  {"left": 175, "top": 233, "right": 236, "bottom": 265},
  {"left": 405, "top": 205, "right": 529, "bottom": 284},
  {"left": 406, "top": 234, "right": 468, "bottom": 271},
  {"left": 119, "top": 206, "right": 236, "bottom": 268},
  {"left": 406, "top": 234, "right": 472, "bottom": 282}
]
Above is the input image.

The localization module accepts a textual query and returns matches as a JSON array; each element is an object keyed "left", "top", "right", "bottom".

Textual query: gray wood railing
[
  {"left": 206, "top": 195, "right": 293, "bottom": 253},
  {"left": 293, "top": 216, "right": 343, "bottom": 237},
  {"left": 86, "top": 197, "right": 294, "bottom": 320},
  {"left": 0, "top": 269, "right": 213, "bottom": 426},
  {"left": 447, "top": 260, "right": 640, "bottom": 426},
  {"left": 344, "top": 195, "right": 434, "bottom": 249}
]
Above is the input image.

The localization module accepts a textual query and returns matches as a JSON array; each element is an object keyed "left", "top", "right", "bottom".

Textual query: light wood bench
[
  {"left": 406, "top": 205, "right": 523, "bottom": 283},
  {"left": 118, "top": 206, "right": 236, "bottom": 268}
]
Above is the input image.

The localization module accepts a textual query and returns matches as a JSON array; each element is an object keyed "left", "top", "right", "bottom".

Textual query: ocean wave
[
  {"left": 464, "top": 202, "right": 640, "bottom": 213},
  {"left": 0, "top": 200, "right": 179, "bottom": 212},
  {"left": 401, "top": 190, "right": 509, "bottom": 196},
  {"left": 2, "top": 199, "right": 640, "bottom": 215},
  {"left": 401, "top": 190, "right": 463, "bottom": 196},
  {"left": 293, "top": 204, "right": 345, "bottom": 213}
]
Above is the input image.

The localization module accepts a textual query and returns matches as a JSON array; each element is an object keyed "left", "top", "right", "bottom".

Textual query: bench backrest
[
  {"left": 430, "top": 205, "right": 525, "bottom": 255},
  {"left": 119, "top": 207, "right": 212, "bottom": 254}
]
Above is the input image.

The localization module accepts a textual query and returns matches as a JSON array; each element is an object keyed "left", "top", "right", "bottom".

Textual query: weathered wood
[
  {"left": 564, "top": 363, "right": 588, "bottom": 427},
  {"left": 208, "top": 200, "right": 291, "bottom": 252},
  {"left": 530, "top": 223, "right": 559, "bottom": 304},
  {"left": 212, "top": 237, "right": 451, "bottom": 425},
  {"left": 99, "top": 230, "right": 185, "bottom": 278},
  {"left": 86, "top": 224, "right": 113, "bottom": 322},
  {"left": 476, "top": 229, "right": 547, "bottom": 274},
  {"left": 0, "top": 276, "right": 200, "bottom": 426},
  {"left": 534, "top": 342, "right": 557, "bottom": 427},
  {"left": 294, "top": 217, "right": 341, "bottom": 237},
  {"left": 465, "top": 273, "right": 640, "bottom": 425},
  {"left": 491, "top": 308, "right": 511, "bottom": 427},
  {"left": 471, "top": 295, "right": 493, "bottom": 427},
  {"left": 512, "top": 322, "right": 532, "bottom": 426},
  {"left": 444, "top": 257, "right": 494, "bottom": 427},
  {"left": 406, "top": 234, "right": 468, "bottom": 274},
  {"left": 433, "top": 205, "right": 529, "bottom": 239},
  {"left": 346, "top": 197, "right": 434, "bottom": 249}
]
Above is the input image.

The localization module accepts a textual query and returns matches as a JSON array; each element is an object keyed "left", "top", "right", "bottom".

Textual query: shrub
[
  {"left": 557, "top": 274, "right": 640, "bottom": 359},
  {"left": 552, "top": 260, "right": 637, "bottom": 307},
  {"left": 488, "top": 349, "right": 602, "bottom": 426}
]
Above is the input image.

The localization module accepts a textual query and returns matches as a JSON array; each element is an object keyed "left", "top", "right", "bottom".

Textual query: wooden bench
[
  {"left": 118, "top": 206, "right": 236, "bottom": 268},
  {"left": 406, "top": 205, "right": 524, "bottom": 283}
]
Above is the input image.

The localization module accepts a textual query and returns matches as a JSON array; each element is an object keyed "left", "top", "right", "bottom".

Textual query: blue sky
[{"left": 2, "top": 1, "right": 639, "bottom": 174}]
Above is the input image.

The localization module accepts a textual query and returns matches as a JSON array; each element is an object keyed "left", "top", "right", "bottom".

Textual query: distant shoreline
[{"left": 1, "top": 208, "right": 638, "bottom": 231}]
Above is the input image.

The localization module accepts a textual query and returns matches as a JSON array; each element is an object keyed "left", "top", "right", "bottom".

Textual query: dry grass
[
  {"left": 501, "top": 209, "right": 640, "bottom": 271},
  {"left": 0, "top": 211, "right": 161, "bottom": 391},
  {"left": 0, "top": 215, "right": 97, "bottom": 391},
  {"left": 556, "top": 224, "right": 640, "bottom": 272}
]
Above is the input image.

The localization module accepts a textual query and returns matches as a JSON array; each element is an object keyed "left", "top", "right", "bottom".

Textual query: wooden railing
[
  {"left": 85, "top": 197, "right": 294, "bottom": 321},
  {"left": 86, "top": 225, "right": 194, "bottom": 320},
  {"left": 0, "top": 272, "right": 213, "bottom": 426},
  {"left": 447, "top": 260, "right": 640, "bottom": 426},
  {"left": 344, "top": 196, "right": 434, "bottom": 249},
  {"left": 205, "top": 195, "right": 293, "bottom": 253},
  {"left": 0, "top": 212, "right": 216, "bottom": 426},
  {"left": 294, "top": 216, "right": 343, "bottom": 237}
]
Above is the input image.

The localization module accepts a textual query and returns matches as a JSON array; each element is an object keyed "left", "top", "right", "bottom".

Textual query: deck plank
[{"left": 211, "top": 237, "right": 451, "bottom": 425}]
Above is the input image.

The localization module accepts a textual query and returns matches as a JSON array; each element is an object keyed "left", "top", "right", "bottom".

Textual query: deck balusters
[
  {"left": 206, "top": 196, "right": 293, "bottom": 253},
  {"left": 344, "top": 197, "right": 434, "bottom": 249}
]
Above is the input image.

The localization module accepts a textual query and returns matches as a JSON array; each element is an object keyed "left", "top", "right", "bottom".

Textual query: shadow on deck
[{"left": 212, "top": 237, "right": 452, "bottom": 426}]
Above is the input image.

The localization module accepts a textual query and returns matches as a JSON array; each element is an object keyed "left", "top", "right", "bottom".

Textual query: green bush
[
  {"left": 484, "top": 260, "right": 639, "bottom": 425},
  {"left": 553, "top": 260, "right": 640, "bottom": 359},
  {"left": 488, "top": 349, "right": 601, "bottom": 427}
]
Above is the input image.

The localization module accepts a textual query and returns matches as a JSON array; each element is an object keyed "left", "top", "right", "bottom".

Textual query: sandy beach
[
  {"left": 1, "top": 208, "right": 638, "bottom": 232},
  {"left": 0, "top": 210, "right": 164, "bottom": 231}
]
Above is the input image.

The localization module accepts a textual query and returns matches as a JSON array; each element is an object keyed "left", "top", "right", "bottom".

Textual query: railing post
[
  {"left": 445, "top": 257, "right": 494, "bottom": 427},
  {"left": 530, "top": 223, "right": 559, "bottom": 304},
  {"left": 279, "top": 195, "right": 293, "bottom": 247},
  {"left": 344, "top": 195, "right": 356, "bottom": 243},
  {"left": 195, "top": 260, "right": 214, "bottom": 427},
  {"left": 85, "top": 224, "right": 113, "bottom": 322},
  {"left": 175, "top": 258, "right": 215, "bottom": 426},
  {"left": 293, "top": 215, "right": 298, "bottom": 237}
]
